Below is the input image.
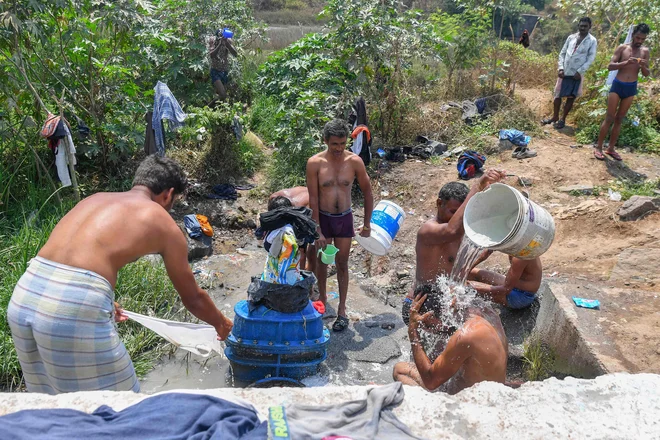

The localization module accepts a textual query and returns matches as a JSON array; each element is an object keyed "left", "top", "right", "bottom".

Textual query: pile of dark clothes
[
  {"left": 206, "top": 183, "right": 257, "bottom": 200},
  {"left": 250, "top": 206, "right": 320, "bottom": 314},
  {"left": 247, "top": 270, "right": 317, "bottom": 313},
  {"left": 258, "top": 206, "right": 318, "bottom": 246},
  {"left": 0, "top": 382, "right": 424, "bottom": 440},
  {"left": 440, "top": 94, "right": 508, "bottom": 125}
]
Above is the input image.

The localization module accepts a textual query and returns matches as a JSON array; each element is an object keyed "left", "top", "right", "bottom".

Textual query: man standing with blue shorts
[
  {"left": 594, "top": 23, "right": 651, "bottom": 161},
  {"left": 468, "top": 252, "right": 542, "bottom": 310}
]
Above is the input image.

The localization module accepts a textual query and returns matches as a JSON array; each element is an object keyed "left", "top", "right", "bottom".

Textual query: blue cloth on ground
[
  {"left": 457, "top": 150, "right": 486, "bottom": 180},
  {"left": 184, "top": 214, "right": 203, "bottom": 239},
  {"left": 499, "top": 129, "right": 531, "bottom": 147},
  {"left": 207, "top": 183, "right": 238, "bottom": 200},
  {"left": 572, "top": 297, "right": 601, "bottom": 309},
  {"left": 0, "top": 392, "right": 267, "bottom": 440},
  {"left": 152, "top": 81, "right": 187, "bottom": 157},
  {"left": 506, "top": 288, "right": 537, "bottom": 309}
]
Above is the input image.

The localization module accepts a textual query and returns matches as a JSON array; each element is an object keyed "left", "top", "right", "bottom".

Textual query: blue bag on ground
[
  {"left": 499, "top": 129, "right": 531, "bottom": 147},
  {"left": 457, "top": 150, "right": 486, "bottom": 180},
  {"left": 572, "top": 297, "right": 601, "bottom": 309},
  {"left": 0, "top": 392, "right": 267, "bottom": 440}
]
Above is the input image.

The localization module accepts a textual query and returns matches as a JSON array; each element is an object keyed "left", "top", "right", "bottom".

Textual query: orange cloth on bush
[
  {"left": 195, "top": 214, "right": 213, "bottom": 237},
  {"left": 351, "top": 125, "right": 371, "bottom": 142}
]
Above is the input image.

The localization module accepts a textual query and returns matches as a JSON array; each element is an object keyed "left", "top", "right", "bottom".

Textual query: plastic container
[
  {"left": 222, "top": 28, "right": 233, "bottom": 39},
  {"left": 318, "top": 244, "right": 339, "bottom": 264},
  {"left": 230, "top": 300, "right": 325, "bottom": 344},
  {"left": 463, "top": 183, "right": 555, "bottom": 259},
  {"left": 355, "top": 200, "right": 406, "bottom": 256}
]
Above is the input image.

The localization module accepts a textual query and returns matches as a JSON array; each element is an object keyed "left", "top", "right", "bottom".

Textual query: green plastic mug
[{"left": 318, "top": 244, "right": 339, "bottom": 265}]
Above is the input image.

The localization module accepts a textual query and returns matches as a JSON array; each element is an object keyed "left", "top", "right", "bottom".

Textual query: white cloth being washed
[{"left": 124, "top": 311, "right": 223, "bottom": 357}]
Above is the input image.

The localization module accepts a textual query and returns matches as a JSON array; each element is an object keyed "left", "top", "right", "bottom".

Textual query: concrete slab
[
  {"left": 534, "top": 279, "right": 660, "bottom": 378},
  {"left": 1, "top": 374, "right": 659, "bottom": 439}
]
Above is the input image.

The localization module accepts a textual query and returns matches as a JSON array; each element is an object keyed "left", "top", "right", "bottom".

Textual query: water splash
[{"left": 449, "top": 236, "right": 484, "bottom": 285}]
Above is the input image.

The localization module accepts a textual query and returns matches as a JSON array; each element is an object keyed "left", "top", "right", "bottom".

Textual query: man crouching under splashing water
[{"left": 393, "top": 286, "right": 507, "bottom": 394}]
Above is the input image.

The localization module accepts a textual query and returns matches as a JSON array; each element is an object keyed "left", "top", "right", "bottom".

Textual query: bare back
[
  {"left": 447, "top": 314, "right": 507, "bottom": 393},
  {"left": 38, "top": 191, "right": 182, "bottom": 287},
  {"left": 415, "top": 219, "right": 461, "bottom": 284},
  {"left": 271, "top": 186, "right": 309, "bottom": 208},
  {"left": 511, "top": 256, "right": 542, "bottom": 293},
  {"left": 614, "top": 44, "right": 650, "bottom": 82},
  {"left": 310, "top": 150, "right": 360, "bottom": 213}
]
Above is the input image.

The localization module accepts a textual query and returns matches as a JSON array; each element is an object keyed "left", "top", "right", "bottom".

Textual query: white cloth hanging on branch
[{"left": 55, "top": 124, "right": 77, "bottom": 187}]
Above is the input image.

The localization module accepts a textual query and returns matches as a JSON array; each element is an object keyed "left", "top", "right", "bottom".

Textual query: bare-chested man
[
  {"left": 401, "top": 170, "right": 507, "bottom": 325},
  {"left": 208, "top": 28, "right": 238, "bottom": 101},
  {"left": 469, "top": 251, "right": 542, "bottom": 309},
  {"left": 269, "top": 186, "right": 315, "bottom": 271},
  {"left": 7, "top": 156, "right": 233, "bottom": 394},
  {"left": 595, "top": 23, "right": 651, "bottom": 161},
  {"left": 306, "top": 119, "right": 373, "bottom": 332},
  {"left": 393, "top": 292, "right": 507, "bottom": 394}
]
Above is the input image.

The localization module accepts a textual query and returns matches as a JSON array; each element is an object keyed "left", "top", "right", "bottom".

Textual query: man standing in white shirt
[{"left": 542, "top": 17, "right": 597, "bottom": 129}]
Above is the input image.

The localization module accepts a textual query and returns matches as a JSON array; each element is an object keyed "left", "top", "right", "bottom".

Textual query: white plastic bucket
[
  {"left": 463, "top": 183, "right": 555, "bottom": 259},
  {"left": 356, "top": 200, "right": 406, "bottom": 256}
]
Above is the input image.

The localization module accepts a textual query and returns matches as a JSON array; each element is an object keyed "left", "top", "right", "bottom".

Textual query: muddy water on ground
[{"left": 140, "top": 246, "right": 264, "bottom": 393}]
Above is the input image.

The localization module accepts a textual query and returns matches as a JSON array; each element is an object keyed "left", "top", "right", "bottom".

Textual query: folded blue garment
[
  {"left": 499, "top": 129, "right": 531, "bottom": 147},
  {"left": 572, "top": 297, "right": 600, "bottom": 309},
  {"left": 184, "top": 214, "right": 202, "bottom": 239}
]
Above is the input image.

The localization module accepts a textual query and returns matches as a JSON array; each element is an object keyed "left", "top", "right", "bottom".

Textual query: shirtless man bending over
[
  {"left": 306, "top": 119, "right": 373, "bottom": 332},
  {"left": 393, "top": 292, "right": 507, "bottom": 394},
  {"left": 269, "top": 186, "right": 315, "bottom": 271},
  {"left": 594, "top": 23, "right": 651, "bottom": 161},
  {"left": 7, "top": 156, "right": 233, "bottom": 394},
  {"left": 402, "top": 170, "right": 507, "bottom": 324}
]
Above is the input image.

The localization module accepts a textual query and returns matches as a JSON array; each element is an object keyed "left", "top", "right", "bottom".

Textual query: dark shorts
[
  {"left": 319, "top": 209, "right": 354, "bottom": 239},
  {"left": 210, "top": 69, "right": 229, "bottom": 85},
  {"left": 610, "top": 78, "right": 638, "bottom": 100},
  {"left": 558, "top": 76, "right": 581, "bottom": 98},
  {"left": 506, "top": 288, "right": 537, "bottom": 309}
]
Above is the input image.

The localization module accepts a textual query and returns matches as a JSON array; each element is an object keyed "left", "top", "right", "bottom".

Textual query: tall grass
[{"left": 0, "top": 140, "right": 191, "bottom": 389}]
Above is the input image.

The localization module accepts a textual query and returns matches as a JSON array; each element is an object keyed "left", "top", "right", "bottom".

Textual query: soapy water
[{"left": 416, "top": 236, "right": 505, "bottom": 356}]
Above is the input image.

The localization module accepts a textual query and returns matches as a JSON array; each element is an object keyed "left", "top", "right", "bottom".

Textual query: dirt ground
[
  {"left": 348, "top": 87, "right": 660, "bottom": 294},
  {"left": 176, "top": 86, "right": 660, "bottom": 382}
]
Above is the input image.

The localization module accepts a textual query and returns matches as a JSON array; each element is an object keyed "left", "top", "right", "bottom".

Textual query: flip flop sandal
[
  {"left": 593, "top": 150, "right": 605, "bottom": 161},
  {"left": 541, "top": 118, "right": 555, "bottom": 125},
  {"left": 605, "top": 150, "right": 623, "bottom": 161},
  {"left": 332, "top": 315, "right": 349, "bottom": 332},
  {"left": 554, "top": 120, "right": 566, "bottom": 129}
]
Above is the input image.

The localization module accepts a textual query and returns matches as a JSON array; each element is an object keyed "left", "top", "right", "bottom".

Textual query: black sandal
[
  {"left": 332, "top": 315, "right": 349, "bottom": 332},
  {"left": 554, "top": 120, "right": 565, "bottom": 129},
  {"left": 541, "top": 117, "right": 555, "bottom": 125}
]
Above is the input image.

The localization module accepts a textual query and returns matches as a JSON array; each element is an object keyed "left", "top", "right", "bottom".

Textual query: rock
[
  {"left": 402, "top": 249, "right": 414, "bottom": 258},
  {"left": 610, "top": 245, "right": 660, "bottom": 283},
  {"left": 246, "top": 219, "right": 257, "bottom": 229},
  {"left": 557, "top": 184, "right": 594, "bottom": 195},
  {"left": 518, "top": 177, "right": 533, "bottom": 187},
  {"left": 617, "top": 196, "right": 660, "bottom": 221},
  {"left": 396, "top": 270, "right": 409, "bottom": 279},
  {"left": 187, "top": 234, "right": 213, "bottom": 261}
]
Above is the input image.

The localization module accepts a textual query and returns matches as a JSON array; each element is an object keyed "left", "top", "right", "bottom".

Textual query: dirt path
[{"left": 352, "top": 87, "right": 660, "bottom": 295}]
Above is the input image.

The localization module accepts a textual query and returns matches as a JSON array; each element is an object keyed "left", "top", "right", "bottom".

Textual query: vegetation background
[{"left": 1, "top": 0, "right": 658, "bottom": 389}]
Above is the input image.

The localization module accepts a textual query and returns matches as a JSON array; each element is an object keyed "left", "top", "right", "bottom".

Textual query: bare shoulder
[
  {"left": 307, "top": 152, "right": 324, "bottom": 167},
  {"left": 417, "top": 219, "right": 443, "bottom": 239}
]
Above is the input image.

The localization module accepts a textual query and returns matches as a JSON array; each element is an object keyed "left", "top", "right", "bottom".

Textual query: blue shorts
[
  {"left": 610, "top": 78, "right": 637, "bottom": 100},
  {"left": 506, "top": 288, "right": 537, "bottom": 309},
  {"left": 210, "top": 69, "right": 229, "bottom": 85}
]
